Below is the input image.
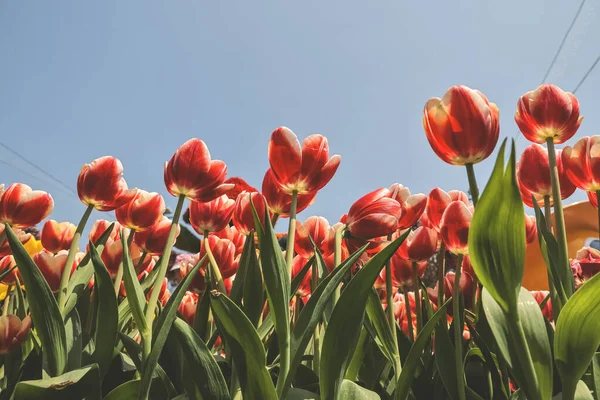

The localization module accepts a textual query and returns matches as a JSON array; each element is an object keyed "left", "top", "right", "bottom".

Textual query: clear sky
[{"left": 1, "top": 1, "right": 599, "bottom": 232}]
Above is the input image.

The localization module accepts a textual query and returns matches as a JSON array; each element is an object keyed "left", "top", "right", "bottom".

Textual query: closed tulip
[
  {"left": 398, "top": 226, "right": 438, "bottom": 262},
  {"left": 189, "top": 195, "right": 235, "bottom": 234},
  {"left": 164, "top": 138, "right": 234, "bottom": 202},
  {"left": 32, "top": 249, "right": 83, "bottom": 292},
  {"left": 515, "top": 84, "right": 582, "bottom": 144},
  {"left": 116, "top": 190, "right": 165, "bottom": 232},
  {"left": 0, "top": 183, "right": 53, "bottom": 228},
  {"left": 388, "top": 184, "right": 427, "bottom": 229},
  {"left": 134, "top": 216, "right": 180, "bottom": 256},
  {"left": 200, "top": 235, "right": 238, "bottom": 279},
  {"left": 425, "top": 188, "right": 469, "bottom": 232},
  {"left": 101, "top": 238, "right": 150, "bottom": 278},
  {"left": 0, "top": 315, "right": 31, "bottom": 354},
  {"left": 41, "top": 220, "right": 76, "bottom": 254},
  {"left": 443, "top": 270, "right": 476, "bottom": 313},
  {"left": 268, "top": 127, "right": 341, "bottom": 194},
  {"left": 262, "top": 169, "right": 317, "bottom": 216},
  {"left": 562, "top": 136, "right": 600, "bottom": 192},
  {"left": 440, "top": 201, "right": 472, "bottom": 255},
  {"left": 89, "top": 219, "right": 121, "bottom": 244},
  {"left": 345, "top": 188, "right": 402, "bottom": 240},
  {"left": 78, "top": 156, "right": 135, "bottom": 211},
  {"left": 178, "top": 291, "right": 198, "bottom": 324},
  {"left": 295, "top": 216, "right": 330, "bottom": 258},
  {"left": 525, "top": 215, "right": 537, "bottom": 245},
  {"left": 423, "top": 85, "right": 499, "bottom": 166},
  {"left": 213, "top": 225, "right": 246, "bottom": 257},
  {"left": 232, "top": 191, "right": 270, "bottom": 236}
]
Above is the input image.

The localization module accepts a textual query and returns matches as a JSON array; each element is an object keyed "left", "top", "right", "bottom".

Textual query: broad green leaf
[
  {"left": 89, "top": 243, "right": 118, "bottom": 379},
  {"left": 229, "top": 231, "right": 253, "bottom": 306},
  {"left": 104, "top": 379, "right": 142, "bottom": 400},
  {"left": 469, "top": 139, "right": 525, "bottom": 313},
  {"left": 394, "top": 300, "right": 450, "bottom": 400},
  {"left": 555, "top": 272, "right": 600, "bottom": 399},
  {"left": 139, "top": 255, "right": 205, "bottom": 400},
  {"left": 193, "top": 289, "right": 211, "bottom": 341},
  {"left": 365, "top": 288, "right": 399, "bottom": 375},
  {"left": 243, "top": 231, "right": 264, "bottom": 327},
  {"left": 171, "top": 318, "right": 231, "bottom": 400},
  {"left": 434, "top": 319, "right": 458, "bottom": 400},
  {"left": 483, "top": 288, "right": 552, "bottom": 400},
  {"left": 287, "top": 388, "right": 320, "bottom": 399},
  {"left": 339, "top": 379, "right": 381, "bottom": 399},
  {"left": 10, "top": 364, "right": 101, "bottom": 400},
  {"left": 210, "top": 291, "right": 277, "bottom": 399},
  {"left": 121, "top": 234, "right": 148, "bottom": 334},
  {"left": 64, "top": 308, "right": 82, "bottom": 371},
  {"left": 5, "top": 225, "right": 67, "bottom": 377},
  {"left": 345, "top": 327, "right": 368, "bottom": 381},
  {"left": 320, "top": 232, "right": 408, "bottom": 400},
  {"left": 551, "top": 381, "right": 594, "bottom": 400},
  {"left": 592, "top": 353, "right": 600, "bottom": 400}
]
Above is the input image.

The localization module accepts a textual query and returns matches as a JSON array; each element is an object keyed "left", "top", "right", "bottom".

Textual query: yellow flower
[{"left": 23, "top": 238, "right": 43, "bottom": 256}]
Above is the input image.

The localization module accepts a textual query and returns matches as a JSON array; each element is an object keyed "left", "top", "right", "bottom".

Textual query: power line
[
  {"left": 541, "top": 0, "right": 587, "bottom": 84},
  {"left": 573, "top": 53, "right": 600, "bottom": 94}
]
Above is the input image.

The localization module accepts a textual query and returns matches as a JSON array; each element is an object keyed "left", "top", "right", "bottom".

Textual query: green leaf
[
  {"left": 121, "top": 233, "right": 148, "bottom": 335},
  {"left": 482, "top": 287, "right": 553, "bottom": 400},
  {"left": 10, "top": 364, "right": 101, "bottom": 400},
  {"left": 434, "top": 318, "right": 458, "bottom": 400},
  {"left": 243, "top": 231, "right": 264, "bottom": 327},
  {"left": 89, "top": 243, "right": 118, "bottom": 379},
  {"left": 339, "top": 380, "right": 381, "bottom": 399},
  {"left": 210, "top": 291, "right": 277, "bottom": 399},
  {"left": 555, "top": 272, "right": 600, "bottom": 399},
  {"left": 170, "top": 318, "right": 231, "bottom": 400},
  {"left": 320, "top": 231, "right": 409, "bottom": 400},
  {"left": 286, "top": 388, "right": 320, "bottom": 399},
  {"left": 192, "top": 289, "right": 212, "bottom": 341},
  {"left": 591, "top": 353, "right": 600, "bottom": 400},
  {"left": 5, "top": 224, "right": 67, "bottom": 377},
  {"left": 229, "top": 231, "right": 253, "bottom": 306},
  {"left": 394, "top": 300, "right": 450, "bottom": 400},
  {"left": 365, "top": 288, "right": 399, "bottom": 375},
  {"left": 174, "top": 224, "right": 201, "bottom": 253},
  {"left": 469, "top": 139, "right": 525, "bottom": 313},
  {"left": 64, "top": 308, "right": 82, "bottom": 371},
  {"left": 139, "top": 255, "right": 205, "bottom": 400},
  {"left": 104, "top": 379, "right": 142, "bottom": 400}
]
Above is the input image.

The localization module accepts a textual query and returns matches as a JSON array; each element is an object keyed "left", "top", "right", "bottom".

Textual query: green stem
[
  {"left": 508, "top": 308, "right": 542, "bottom": 400},
  {"left": 404, "top": 288, "right": 414, "bottom": 343},
  {"left": 285, "top": 190, "right": 298, "bottom": 280},
  {"left": 437, "top": 243, "right": 446, "bottom": 307},
  {"left": 454, "top": 254, "right": 466, "bottom": 400},
  {"left": 543, "top": 195, "right": 561, "bottom": 318},
  {"left": 543, "top": 195, "right": 553, "bottom": 232},
  {"left": 333, "top": 225, "right": 344, "bottom": 304},
  {"left": 58, "top": 204, "right": 94, "bottom": 311},
  {"left": 546, "top": 138, "right": 573, "bottom": 297},
  {"left": 412, "top": 261, "right": 423, "bottom": 334},
  {"left": 384, "top": 233, "right": 402, "bottom": 375},
  {"left": 311, "top": 258, "right": 321, "bottom": 375},
  {"left": 203, "top": 230, "right": 227, "bottom": 294},
  {"left": 144, "top": 195, "right": 185, "bottom": 328},
  {"left": 271, "top": 213, "right": 280, "bottom": 228},
  {"left": 465, "top": 163, "right": 479, "bottom": 207},
  {"left": 113, "top": 230, "right": 135, "bottom": 296}
]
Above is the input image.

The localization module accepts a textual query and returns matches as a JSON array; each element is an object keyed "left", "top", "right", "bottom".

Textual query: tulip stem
[
  {"left": 58, "top": 204, "right": 94, "bottom": 312},
  {"left": 203, "top": 230, "right": 227, "bottom": 294},
  {"left": 333, "top": 225, "right": 344, "bottom": 304},
  {"left": 465, "top": 163, "right": 479, "bottom": 207},
  {"left": 437, "top": 243, "right": 446, "bottom": 307},
  {"left": 113, "top": 230, "right": 135, "bottom": 296},
  {"left": 403, "top": 288, "right": 414, "bottom": 342},
  {"left": 271, "top": 213, "right": 279, "bottom": 228},
  {"left": 145, "top": 195, "right": 185, "bottom": 329},
  {"left": 384, "top": 233, "right": 402, "bottom": 376},
  {"left": 285, "top": 190, "right": 298, "bottom": 280},
  {"left": 454, "top": 254, "right": 466, "bottom": 400},
  {"left": 543, "top": 195, "right": 553, "bottom": 232},
  {"left": 412, "top": 261, "right": 422, "bottom": 334},
  {"left": 546, "top": 138, "right": 573, "bottom": 297},
  {"left": 311, "top": 258, "right": 321, "bottom": 376}
]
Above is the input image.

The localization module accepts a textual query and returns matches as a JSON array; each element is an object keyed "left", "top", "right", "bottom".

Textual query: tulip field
[{"left": 1, "top": 83, "right": 600, "bottom": 399}]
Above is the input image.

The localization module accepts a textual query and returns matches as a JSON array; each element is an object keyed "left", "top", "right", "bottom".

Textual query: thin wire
[
  {"left": 0, "top": 158, "right": 75, "bottom": 198},
  {"left": 541, "top": 0, "right": 587, "bottom": 84},
  {"left": 0, "top": 141, "right": 77, "bottom": 196},
  {"left": 573, "top": 53, "right": 600, "bottom": 93}
]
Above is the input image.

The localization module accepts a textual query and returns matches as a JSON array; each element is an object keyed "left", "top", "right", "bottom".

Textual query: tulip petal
[{"left": 268, "top": 127, "right": 302, "bottom": 187}]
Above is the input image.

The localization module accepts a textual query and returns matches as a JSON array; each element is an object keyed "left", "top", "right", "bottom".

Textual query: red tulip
[
  {"left": 440, "top": 201, "right": 472, "bottom": 255},
  {"left": 223, "top": 177, "right": 258, "bottom": 202},
  {"left": 588, "top": 191, "right": 600, "bottom": 208},
  {"left": 573, "top": 247, "right": 600, "bottom": 280},
  {"left": 516, "top": 144, "right": 575, "bottom": 206},
  {"left": 345, "top": 188, "right": 401, "bottom": 240},
  {"left": 101, "top": 238, "right": 150, "bottom": 278},
  {"left": 0, "top": 225, "right": 32, "bottom": 258},
  {"left": 292, "top": 255, "right": 312, "bottom": 298},
  {"left": 178, "top": 253, "right": 206, "bottom": 294},
  {"left": 164, "top": 139, "right": 234, "bottom": 202},
  {"left": 268, "top": 127, "right": 341, "bottom": 194},
  {"left": 525, "top": 215, "right": 537, "bottom": 245},
  {"left": 178, "top": 291, "right": 198, "bottom": 324},
  {"left": 531, "top": 290, "right": 553, "bottom": 321},
  {"left": 189, "top": 195, "right": 235, "bottom": 234},
  {"left": 32, "top": 249, "right": 83, "bottom": 292},
  {"left": 200, "top": 235, "right": 238, "bottom": 279},
  {"left": 146, "top": 277, "right": 170, "bottom": 307},
  {"left": 398, "top": 226, "right": 438, "bottom": 262},
  {"left": 115, "top": 190, "right": 165, "bottom": 232},
  {"left": 425, "top": 188, "right": 469, "bottom": 232},
  {"left": 89, "top": 219, "right": 121, "bottom": 244},
  {"left": 443, "top": 270, "right": 475, "bottom": 313},
  {"left": 388, "top": 184, "right": 427, "bottom": 229},
  {"left": 423, "top": 85, "right": 499, "bottom": 165},
  {"left": 461, "top": 254, "right": 476, "bottom": 279},
  {"left": 518, "top": 179, "right": 546, "bottom": 208},
  {"left": 0, "top": 255, "right": 18, "bottom": 284},
  {"left": 0, "top": 315, "right": 32, "bottom": 354},
  {"left": 0, "top": 183, "right": 53, "bottom": 228},
  {"left": 262, "top": 169, "right": 317, "bottom": 216},
  {"left": 213, "top": 225, "right": 246, "bottom": 257},
  {"left": 295, "top": 216, "right": 330, "bottom": 258},
  {"left": 389, "top": 254, "right": 426, "bottom": 288},
  {"left": 562, "top": 136, "right": 600, "bottom": 192},
  {"left": 134, "top": 216, "right": 180, "bottom": 256},
  {"left": 41, "top": 220, "right": 76, "bottom": 254},
  {"left": 232, "top": 191, "right": 270, "bottom": 236},
  {"left": 77, "top": 156, "right": 135, "bottom": 211},
  {"left": 515, "top": 84, "right": 582, "bottom": 144}
]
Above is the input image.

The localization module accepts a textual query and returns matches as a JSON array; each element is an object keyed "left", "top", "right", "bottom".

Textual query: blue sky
[{"left": 1, "top": 1, "right": 599, "bottom": 232}]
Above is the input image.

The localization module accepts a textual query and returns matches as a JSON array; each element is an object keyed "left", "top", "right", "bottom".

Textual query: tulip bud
[
  {"left": 345, "top": 188, "right": 401, "bottom": 240},
  {"left": 189, "top": 195, "right": 235, "bottom": 234},
  {"left": 440, "top": 201, "right": 472, "bottom": 255},
  {"left": 388, "top": 184, "right": 427, "bottom": 229},
  {"left": 0, "top": 183, "right": 53, "bottom": 228},
  {"left": 78, "top": 156, "right": 135, "bottom": 211},
  {"left": 443, "top": 270, "right": 475, "bottom": 313},
  {"left": 41, "top": 220, "right": 76, "bottom": 254},
  {"left": 515, "top": 84, "right": 582, "bottom": 144},
  {"left": 164, "top": 138, "right": 234, "bottom": 202},
  {"left": 178, "top": 291, "right": 198, "bottom": 324},
  {"left": 268, "top": 127, "right": 341, "bottom": 194},
  {"left": 390, "top": 253, "right": 426, "bottom": 288},
  {"left": 398, "top": 226, "right": 438, "bottom": 262},
  {"left": 116, "top": 190, "right": 166, "bottom": 232},
  {"left": 562, "top": 136, "right": 600, "bottom": 193},
  {"left": 262, "top": 169, "right": 317, "bottom": 216},
  {"left": 232, "top": 191, "right": 269, "bottom": 236},
  {"left": 0, "top": 315, "right": 32, "bottom": 354},
  {"left": 223, "top": 177, "right": 258, "bottom": 202},
  {"left": 134, "top": 216, "right": 180, "bottom": 256},
  {"left": 423, "top": 85, "right": 500, "bottom": 165},
  {"left": 295, "top": 216, "right": 330, "bottom": 258},
  {"left": 32, "top": 249, "right": 83, "bottom": 292}
]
